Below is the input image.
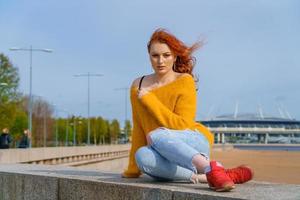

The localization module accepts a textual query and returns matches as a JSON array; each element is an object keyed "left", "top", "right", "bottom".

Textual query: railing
[
  {"left": 22, "top": 150, "right": 129, "bottom": 166},
  {"left": 0, "top": 145, "right": 130, "bottom": 164}
]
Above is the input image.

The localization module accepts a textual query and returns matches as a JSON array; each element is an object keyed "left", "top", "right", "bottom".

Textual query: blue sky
[{"left": 0, "top": 0, "right": 299, "bottom": 125}]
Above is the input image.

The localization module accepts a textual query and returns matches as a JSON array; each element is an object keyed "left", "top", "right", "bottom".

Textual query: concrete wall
[{"left": 0, "top": 164, "right": 299, "bottom": 200}]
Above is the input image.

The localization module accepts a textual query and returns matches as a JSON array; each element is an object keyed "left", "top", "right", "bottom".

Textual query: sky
[{"left": 0, "top": 0, "right": 299, "bottom": 125}]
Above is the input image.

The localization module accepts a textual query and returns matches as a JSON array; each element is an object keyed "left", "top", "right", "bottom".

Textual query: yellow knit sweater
[{"left": 123, "top": 74, "right": 214, "bottom": 178}]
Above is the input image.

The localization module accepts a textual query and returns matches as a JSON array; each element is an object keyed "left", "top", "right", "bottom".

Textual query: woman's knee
[
  {"left": 135, "top": 146, "right": 156, "bottom": 169},
  {"left": 147, "top": 127, "right": 169, "bottom": 145}
]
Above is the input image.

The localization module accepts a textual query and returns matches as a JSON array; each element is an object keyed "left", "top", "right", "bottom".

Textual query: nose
[{"left": 158, "top": 55, "right": 164, "bottom": 64}]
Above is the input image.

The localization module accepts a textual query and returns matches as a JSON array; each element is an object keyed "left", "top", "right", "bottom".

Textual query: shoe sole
[{"left": 210, "top": 184, "right": 235, "bottom": 192}]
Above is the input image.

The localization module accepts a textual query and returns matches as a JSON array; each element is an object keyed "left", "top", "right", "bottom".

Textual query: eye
[
  {"left": 151, "top": 54, "right": 159, "bottom": 58},
  {"left": 163, "top": 53, "right": 171, "bottom": 58}
]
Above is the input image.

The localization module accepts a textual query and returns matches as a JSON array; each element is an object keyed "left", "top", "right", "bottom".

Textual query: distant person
[
  {"left": 18, "top": 129, "right": 31, "bottom": 148},
  {"left": 122, "top": 29, "right": 253, "bottom": 192},
  {"left": 0, "top": 128, "right": 12, "bottom": 149}
]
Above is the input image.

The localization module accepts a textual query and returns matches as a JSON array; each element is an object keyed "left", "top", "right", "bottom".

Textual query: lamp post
[
  {"left": 74, "top": 72, "right": 103, "bottom": 145},
  {"left": 52, "top": 106, "right": 71, "bottom": 147},
  {"left": 71, "top": 117, "right": 77, "bottom": 146},
  {"left": 10, "top": 46, "right": 53, "bottom": 148},
  {"left": 52, "top": 104, "right": 59, "bottom": 147},
  {"left": 114, "top": 87, "right": 129, "bottom": 142},
  {"left": 70, "top": 117, "right": 82, "bottom": 146},
  {"left": 60, "top": 109, "right": 70, "bottom": 146}
]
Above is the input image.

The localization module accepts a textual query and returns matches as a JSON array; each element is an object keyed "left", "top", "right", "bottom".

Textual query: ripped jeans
[{"left": 135, "top": 127, "right": 210, "bottom": 181}]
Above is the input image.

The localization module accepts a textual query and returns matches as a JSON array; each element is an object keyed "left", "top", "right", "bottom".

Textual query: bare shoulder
[
  {"left": 131, "top": 74, "right": 154, "bottom": 88},
  {"left": 131, "top": 75, "right": 148, "bottom": 88},
  {"left": 131, "top": 77, "right": 141, "bottom": 88}
]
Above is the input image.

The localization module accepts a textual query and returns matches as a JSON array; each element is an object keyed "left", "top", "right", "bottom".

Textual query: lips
[{"left": 157, "top": 66, "right": 165, "bottom": 70}]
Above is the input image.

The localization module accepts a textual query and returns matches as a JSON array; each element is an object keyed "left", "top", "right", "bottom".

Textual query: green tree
[
  {"left": 76, "top": 117, "right": 86, "bottom": 145},
  {"left": 0, "top": 53, "right": 19, "bottom": 103},
  {"left": 56, "top": 118, "right": 65, "bottom": 144},
  {"left": 110, "top": 119, "right": 121, "bottom": 144},
  {"left": 10, "top": 108, "right": 28, "bottom": 146},
  {"left": 91, "top": 117, "right": 98, "bottom": 145},
  {"left": 124, "top": 119, "right": 132, "bottom": 139},
  {"left": 97, "top": 117, "right": 108, "bottom": 144},
  {"left": 105, "top": 120, "right": 111, "bottom": 144},
  {"left": 0, "top": 53, "right": 21, "bottom": 130}
]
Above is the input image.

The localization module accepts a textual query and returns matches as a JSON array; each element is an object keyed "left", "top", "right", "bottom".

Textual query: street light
[
  {"left": 52, "top": 104, "right": 69, "bottom": 147},
  {"left": 70, "top": 117, "right": 82, "bottom": 146},
  {"left": 10, "top": 46, "right": 53, "bottom": 148},
  {"left": 70, "top": 117, "right": 77, "bottom": 146},
  {"left": 114, "top": 87, "right": 129, "bottom": 142},
  {"left": 59, "top": 109, "right": 70, "bottom": 146},
  {"left": 74, "top": 72, "right": 103, "bottom": 145},
  {"left": 51, "top": 103, "right": 58, "bottom": 147}
]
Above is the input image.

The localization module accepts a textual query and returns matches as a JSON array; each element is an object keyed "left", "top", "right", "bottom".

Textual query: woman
[{"left": 122, "top": 29, "right": 252, "bottom": 192}]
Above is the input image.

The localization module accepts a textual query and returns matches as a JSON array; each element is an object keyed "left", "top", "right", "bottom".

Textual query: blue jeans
[{"left": 135, "top": 127, "right": 210, "bottom": 181}]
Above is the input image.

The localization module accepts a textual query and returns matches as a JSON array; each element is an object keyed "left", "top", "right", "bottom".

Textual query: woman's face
[{"left": 149, "top": 42, "right": 176, "bottom": 76}]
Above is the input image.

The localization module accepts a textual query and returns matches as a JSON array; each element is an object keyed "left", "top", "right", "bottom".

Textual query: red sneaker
[
  {"left": 225, "top": 165, "right": 253, "bottom": 184},
  {"left": 206, "top": 161, "right": 235, "bottom": 192}
]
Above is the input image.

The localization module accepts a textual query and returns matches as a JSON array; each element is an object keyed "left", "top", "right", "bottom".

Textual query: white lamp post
[
  {"left": 114, "top": 87, "right": 129, "bottom": 142},
  {"left": 10, "top": 46, "right": 53, "bottom": 148},
  {"left": 74, "top": 72, "right": 103, "bottom": 145}
]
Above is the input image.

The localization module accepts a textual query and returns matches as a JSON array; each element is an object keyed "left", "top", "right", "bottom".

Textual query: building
[{"left": 200, "top": 114, "right": 300, "bottom": 144}]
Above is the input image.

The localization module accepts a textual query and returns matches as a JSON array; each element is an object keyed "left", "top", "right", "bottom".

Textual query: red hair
[{"left": 147, "top": 28, "right": 201, "bottom": 75}]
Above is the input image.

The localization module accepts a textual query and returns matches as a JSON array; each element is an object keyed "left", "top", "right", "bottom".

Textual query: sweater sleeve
[
  {"left": 140, "top": 76, "right": 197, "bottom": 130},
  {"left": 122, "top": 88, "right": 147, "bottom": 178}
]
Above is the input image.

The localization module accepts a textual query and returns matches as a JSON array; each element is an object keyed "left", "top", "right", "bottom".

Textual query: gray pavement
[{"left": 0, "top": 164, "right": 299, "bottom": 200}]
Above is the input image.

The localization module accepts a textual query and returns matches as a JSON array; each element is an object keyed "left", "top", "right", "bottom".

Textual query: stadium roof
[{"left": 204, "top": 113, "right": 298, "bottom": 122}]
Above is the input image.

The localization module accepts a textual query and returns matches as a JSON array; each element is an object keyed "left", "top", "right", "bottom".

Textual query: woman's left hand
[{"left": 138, "top": 83, "right": 159, "bottom": 99}]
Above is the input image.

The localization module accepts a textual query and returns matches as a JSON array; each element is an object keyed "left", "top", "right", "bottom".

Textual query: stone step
[{"left": 0, "top": 164, "right": 299, "bottom": 200}]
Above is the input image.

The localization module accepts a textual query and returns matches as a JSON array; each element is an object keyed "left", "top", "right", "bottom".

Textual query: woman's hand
[
  {"left": 137, "top": 88, "right": 149, "bottom": 99},
  {"left": 138, "top": 83, "right": 159, "bottom": 99}
]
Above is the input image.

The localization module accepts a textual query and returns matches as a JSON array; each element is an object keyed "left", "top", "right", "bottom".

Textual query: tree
[
  {"left": 97, "top": 117, "right": 109, "bottom": 144},
  {"left": 91, "top": 117, "right": 98, "bottom": 145},
  {"left": 0, "top": 53, "right": 19, "bottom": 103},
  {"left": 124, "top": 119, "right": 132, "bottom": 139},
  {"left": 0, "top": 53, "right": 21, "bottom": 130},
  {"left": 76, "top": 117, "right": 86, "bottom": 145},
  {"left": 55, "top": 118, "right": 64, "bottom": 145},
  {"left": 110, "top": 119, "right": 121, "bottom": 144},
  {"left": 10, "top": 108, "right": 28, "bottom": 146},
  {"left": 31, "top": 96, "right": 54, "bottom": 147}
]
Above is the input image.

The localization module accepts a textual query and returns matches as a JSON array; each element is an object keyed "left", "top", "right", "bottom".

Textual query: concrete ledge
[{"left": 0, "top": 164, "right": 299, "bottom": 200}]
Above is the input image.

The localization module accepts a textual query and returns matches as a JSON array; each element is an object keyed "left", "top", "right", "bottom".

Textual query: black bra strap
[{"left": 138, "top": 76, "right": 146, "bottom": 90}]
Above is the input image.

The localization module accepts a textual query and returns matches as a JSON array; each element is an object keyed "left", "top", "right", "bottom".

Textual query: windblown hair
[{"left": 147, "top": 28, "right": 202, "bottom": 75}]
